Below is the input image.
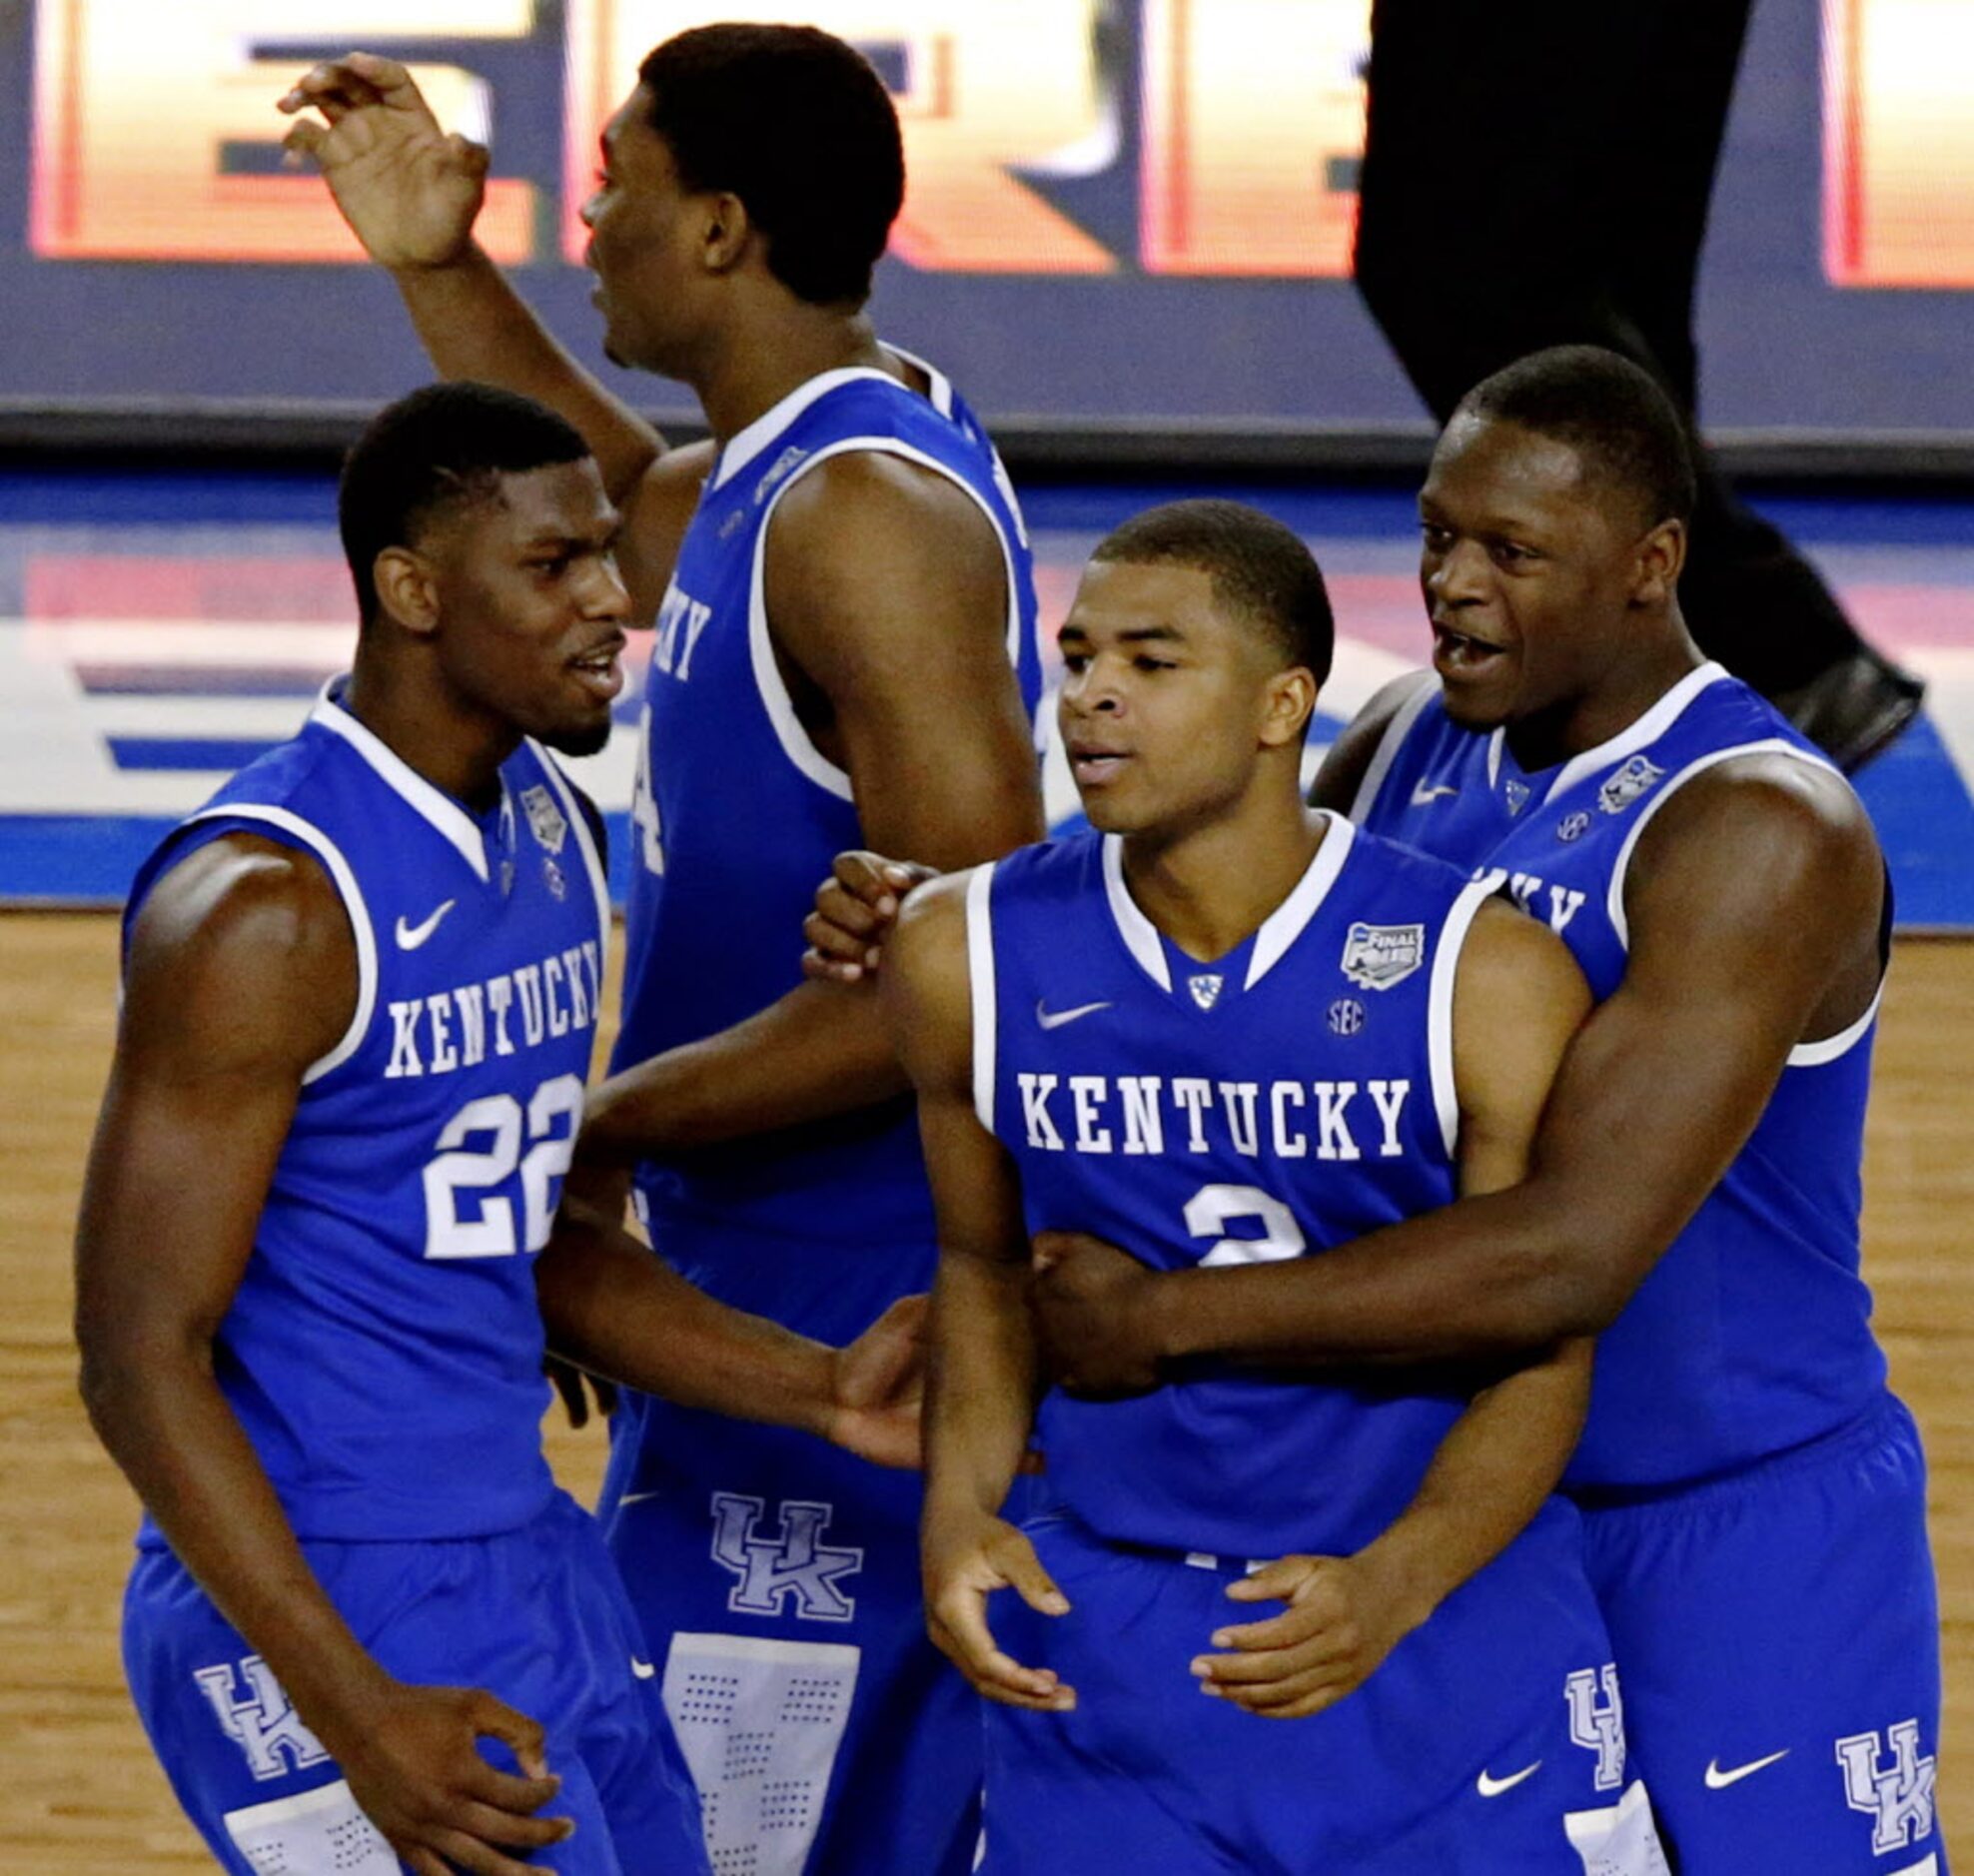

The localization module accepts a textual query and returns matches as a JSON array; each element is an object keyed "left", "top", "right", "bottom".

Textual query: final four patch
[
  {"left": 1598, "top": 755, "right": 1666, "bottom": 815},
  {"left": 520, "top": 784, "right": 568, "bottom": 855},
  {"left": 1341, "top": 922, "right": 1425, "bottom": 991}
]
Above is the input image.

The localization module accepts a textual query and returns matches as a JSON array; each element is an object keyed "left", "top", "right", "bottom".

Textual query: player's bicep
[
  {"left": 768, "top": 457, "right": 1043, "bottom": 867},
  {"left": 1450, "top": 899, "right": 1592, "bottom": 1199},
  {"left": 613, "top": 441, "right": 716, "bottom": 621},
  {"left": 77, "top": 841, "right": 355, "bottom": 1346}
]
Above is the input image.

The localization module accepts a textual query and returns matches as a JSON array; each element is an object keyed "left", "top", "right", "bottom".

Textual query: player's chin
[
  {"left": 536, "top": 709, "right": 616, "bottom": 758},
  {"left": 1438, "top": 677, "right": 1515, "bottom": 732}
]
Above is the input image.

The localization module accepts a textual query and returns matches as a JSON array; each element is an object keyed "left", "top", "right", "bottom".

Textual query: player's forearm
[
  {"left": 390, "top": 244, "right": 661, "bottom": 501},
  {"left": 536, "top": 1204, "right": 836, "bottom": 1435},
  {"left": 1354, "top": 1338, "right": 1592, "bottom": 1629},
  {"left": 924, "top": 1254, "right": 1037, "bottom": 1522},
  {"left": 78, "top": 1340, "right": 387, "bottom": 1727},
  {"left": 582, "top": 979, "right": 909, "bottom": 1160},
  {"left": 1154, "top": 1183, "right": 1614, "bottom": 1368}
]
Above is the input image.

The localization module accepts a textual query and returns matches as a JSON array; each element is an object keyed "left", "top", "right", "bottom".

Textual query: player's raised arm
[
  {"left": 1044, "top": 755, "right": 1881, "bottom": 1376},
  {"left": 76, "top": 837, "right": 570, "bottom": 1875},
  {"left": 279, "top": 54, "right": 698, "bottom": 608},
  {"left": 578, "top": 454, "right": 1045, "bottom": 1158},
  {"left": 880, "top": 873, "right": 1075, "bottom": 1712},
  {"left": 1191, "top": 899, "right": 1597, "bottom": 1718}
]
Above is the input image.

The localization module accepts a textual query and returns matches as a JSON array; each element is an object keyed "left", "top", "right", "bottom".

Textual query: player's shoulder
[
  {"left": 1310, "top": 669, "right": 1440, "bottom": 812},
  {"left": 1641, "top": 741, "right": 1875, "bottom": 875}
]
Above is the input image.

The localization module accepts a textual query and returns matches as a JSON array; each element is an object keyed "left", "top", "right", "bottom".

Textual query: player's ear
[
  {"left": 1260, "top": 665, "right": 1317, "bottom": 750},
  {"left": 1633, "top": 517, "right": 1686, "bottom": 608},
  {"left": 372, "top": 547, "right": 442, "bottom": 639},
  {"left": 701, "top": 190, "right": 752, "bottom": 276}
]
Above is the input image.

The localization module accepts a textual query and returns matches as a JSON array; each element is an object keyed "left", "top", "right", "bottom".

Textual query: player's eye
[
  {"left": 1061, "top": 652, "right": 1090, "bottom": 673},
  {"left": 1134, "top": 655, "right": 1176, "bottom": 672},
  {"left": 1420, "top": 522, "right": 1452, "bottom": 551}
]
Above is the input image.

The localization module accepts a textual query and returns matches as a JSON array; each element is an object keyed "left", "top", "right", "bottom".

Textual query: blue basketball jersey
[
  {"left": 122, "top": 688, "right": 610, "bottom": 1542},
  {"left": 615, "top": 355, "right": 1043, "bottom": 1245},
  {"left": 973, "top": 816, "right": 1510, "bottom": 1560},
  {"left": 1353, "top": 662, "right": 1888, "bottom": 1488}
]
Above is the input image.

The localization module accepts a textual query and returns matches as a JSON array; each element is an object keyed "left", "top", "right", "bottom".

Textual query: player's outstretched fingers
[
  {"left": 278, "top": 59, "right": 388, "bottom": 121},
  {"left": 444, "top": 1794, "right": 574, "bottom": 1854},
  {"left": 457, "top": 1746, "right": 563, "bottom": 1820},
  {"left": 280, "top": 119, "right": 329, "bottom": 169},
  {"left": 426, "top": 1823, "right": 557, "bottom": 1876}
]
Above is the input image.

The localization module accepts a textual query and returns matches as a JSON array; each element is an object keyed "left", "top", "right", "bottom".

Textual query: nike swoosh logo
[
  {"left": 630, "top": 1657, "right": 656, "bottom": 1680},
  {"left": 1411, "top": 781, "right": 1460, "bottom": 805},
  {"left": 1476, "top": 1761, "right": 1541, "bottom": 1798},
  {"left": 395, "top": 899, "right": 457, "bottom": 950},
  {"left": 1705, "top": 1749, "right": 1789, "bottom": 1789},
  {"left": 1036, "top": 999, "right": 1112, "bottom": 1031}
]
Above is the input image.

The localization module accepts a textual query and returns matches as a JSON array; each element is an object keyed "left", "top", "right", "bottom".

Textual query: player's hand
[
  {"left": 544, "top": 1354, "right": 617, "bottom": 1429},
  {"left": 318, "top": 1677, "right": 572, "bottom": 1876},
  {"left": 801, "top": 851, "right": 937, "bottom": 984},
  {"left": 825, "top": 1292, "right": 928, "bottom": 1469},
  {"left": 1029, "top": 1231, "right": 1168, "bottom": 1398},
  {"left": 278, "top": 53, "right": 487, "bottom": 269},
  {"left": 1191, "top": 1552, "right": 1423, "bottom": 1720},
  {"left": 922, "top": 1504, "right": 1074, "bottom": 1710}
]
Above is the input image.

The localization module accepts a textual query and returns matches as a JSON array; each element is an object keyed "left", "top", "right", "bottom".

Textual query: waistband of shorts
[{"left": 1570, "top": 1391, "right": 1915, "bottom": 1515}]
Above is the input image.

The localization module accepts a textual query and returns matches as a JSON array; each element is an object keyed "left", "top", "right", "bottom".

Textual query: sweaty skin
[{"left": 281, "top": 55, "right": 1044, "bottom": 1165}]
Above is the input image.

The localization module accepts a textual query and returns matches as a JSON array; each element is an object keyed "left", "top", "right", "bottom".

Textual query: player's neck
[
  {"left": 689, "top": 302, "right": 897, "bottom": 444},
  {"left": 1120, "top": 788, "right": 1328, "bottom": 964},
  {"left": 1506, "top": 613, "right": 1707, "bottom": 772},
  {"left": 340, "top": 662, "right": 518, "bottom": 813}
]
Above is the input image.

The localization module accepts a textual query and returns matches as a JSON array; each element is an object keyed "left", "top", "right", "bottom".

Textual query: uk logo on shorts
[
  {"left": 1565, "top": 1664, "right": 1627, "bottom": 1792},
  {"left": 710, "top": 1493, "right": 863, "bottom": 1623},
  {"left": 193, "top": 1655, "right": 334, "bottom": 1782},
  {"left": 1835, "top": 1719, "right": 1937, "bottom": 1854}
]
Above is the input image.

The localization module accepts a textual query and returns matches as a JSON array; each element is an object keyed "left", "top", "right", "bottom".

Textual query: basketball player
[
  {"left": 282, "top": 29, "right": 1043, "bottom": 1875},
  {"left": 882, "top": 499, "right": 1665, "bottom": 1872},
  {"left": 75, "top": 385, "right": 928, "bottom": 1876},
  {"left": 1015, "top": 352, "right": 1944, "bottom": 1873}
]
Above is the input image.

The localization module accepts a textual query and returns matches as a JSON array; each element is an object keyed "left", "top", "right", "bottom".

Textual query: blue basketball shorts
[
  {"left": 601, "top": 1206, "right": 979, "bottom": 1876},
  {"left": 1580, "top": 1392, "right": 1946, "bottom": 1875},
  {"left": 980, "top": 1502, "right": 1669, "bottom": 1874},
  {"left": 122, "top": 1489, "right": 708, "bottom": 1875}
]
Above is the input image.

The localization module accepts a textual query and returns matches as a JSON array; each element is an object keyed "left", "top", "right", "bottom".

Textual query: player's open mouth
[
  {"left": 568, "top": 638, "right": 625, "bottom": 701},
  {"left": 1432, "top": 624, "right": 1508, "bottom": 676},
  {"left": 1068, "top": 743, "right": 1131, "bottom": 785}
]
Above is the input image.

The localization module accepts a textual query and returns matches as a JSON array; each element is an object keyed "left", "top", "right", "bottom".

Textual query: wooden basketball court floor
[{"left": 2, "top": 914, "right": 1968, "bottom": 1870}]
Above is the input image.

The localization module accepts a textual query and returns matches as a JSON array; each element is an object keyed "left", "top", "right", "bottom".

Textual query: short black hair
[
  {"left": 1454, "top": 345, "right": 1698, "bottom": 527},
  {"left": 638, "top": 25, "right": 904, "bottom": 307},
  {"left": 339, "top": 383, "right": 591, "bottom": 625},
  {"left": 1091, "top": 499, "right": 1335, "bottom": 685}
]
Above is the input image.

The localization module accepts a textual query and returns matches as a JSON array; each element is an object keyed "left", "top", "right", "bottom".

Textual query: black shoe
[{"left": 1771, "top": 647, "right": 1926, "bottom": 773}]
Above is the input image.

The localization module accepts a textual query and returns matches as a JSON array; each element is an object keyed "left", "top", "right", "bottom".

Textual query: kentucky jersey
[
  {"left": 977, "top": 814, "right": 1497, "bottom": 1558},
  {"left": 1352, "top": 661, "right": 1886, "bottom": 1489},
  {"left": 122, "top": 686, "right": 610, "bottom": 1542},
  {"left": 615, "top": 354, "right": 1042, "bottom": 1248}
]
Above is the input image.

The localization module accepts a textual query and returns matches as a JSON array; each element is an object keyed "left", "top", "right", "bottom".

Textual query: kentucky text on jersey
[
  {"left": 383, "top": 942, "right": 603, "bottom": 1079},
  {"left": 1013, "top": 1071, "right": 1413, "bottom": 1162}
]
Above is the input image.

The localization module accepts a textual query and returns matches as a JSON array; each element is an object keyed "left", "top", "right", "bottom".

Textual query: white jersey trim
[
  {"left": 1429, "top": 872, "right": 1504, "bottom": 1159},
  {"left": 526, "top": 743, "right": 612, "bottom": 946},
  {"left": 1542, "top": 661, "right": 1731, "bottom": 807},
  {"left": 177, "top": 802, "right": 377, "bottom": 1086},
  {"left": 747, "top": 435, "right": 1028, "bottom": 803},
  {"left": 711, "top": 366, "right": 900, "bottom": 491},
  {"left": 1348, "top": 671, "right": 1438, "bottom": 823},
  {"left": 309, "top": 688, "right": 490, "bottom": 882},
  {"left": 1600, "top": 735, "right": 1877, "bottom": 1067},
  {"left": 1245, "top": 812, "right": 1356, "bottom": 990},
  {"left": 965, "top": 864, "right": 998, "bottom": 1132},
  {"left": 1101, "top": 834, "right": 1173, "bottom": 991}
]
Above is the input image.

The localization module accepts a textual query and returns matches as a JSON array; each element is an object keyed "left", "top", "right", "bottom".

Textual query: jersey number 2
[
  {"left": 1186, "top": 1183, "right": 1308, "bottom": 1266},
  {"left": 423, "top": 1073, "right": 584, "bottom": 1260}
]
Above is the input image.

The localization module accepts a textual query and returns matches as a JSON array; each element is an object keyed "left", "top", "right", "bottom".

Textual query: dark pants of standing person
[{"left": 1355, "top": 0, "right": 1923, "bottom": 767}]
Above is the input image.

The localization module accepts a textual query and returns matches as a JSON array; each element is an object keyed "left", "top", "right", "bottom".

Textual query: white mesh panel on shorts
[
  {"left": 220, "top": 1778, "right": 396, "bottom": 1874},
  {"left": 662, "top": 1631, "right": 860, "bottom": 1876},
  {"left": 1563, "top": 1779, "right": 1672, "bottom": 1875}
]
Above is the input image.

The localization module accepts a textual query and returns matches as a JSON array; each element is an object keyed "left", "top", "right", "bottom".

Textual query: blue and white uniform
[
  {"left": 967, "top": 819, "right": 1664, "bottom": 1875},
  {"left": 1356, "top": 661, "right": 1944, "bottom": 1875},
  {"left": 599, "top": 357, "right": 1042, "bottom": 1876},
  {"left": 120, "top": 689, "right": 707, "bottom": 1876}
]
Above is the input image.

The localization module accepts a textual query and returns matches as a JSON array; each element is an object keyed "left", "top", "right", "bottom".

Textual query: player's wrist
[{"left": 1351, "top": 1522, "right": 1455, "bottom": 1639}]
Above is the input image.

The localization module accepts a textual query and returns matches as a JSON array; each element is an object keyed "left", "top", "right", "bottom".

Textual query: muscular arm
[
  {"left": 280, "top": 54, "right": 704, "bottom": 611},
  {"left": 1147, "top": 758, "right": 1884, "bottom": 1367},
  {"left": 886, "top": 876, "right": 1073, "bottom": 1707},
  {"left": 75, "top": 838, "right": 566, "bottom": 1869},
  {"left": 584, "top": 453, "right": 1046, "bottom": 1159}
]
